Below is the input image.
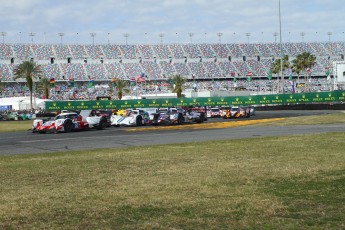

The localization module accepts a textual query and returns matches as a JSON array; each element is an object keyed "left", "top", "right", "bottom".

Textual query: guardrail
[{"left": 45, "top": 91, "right": 345, "bottom": 111}]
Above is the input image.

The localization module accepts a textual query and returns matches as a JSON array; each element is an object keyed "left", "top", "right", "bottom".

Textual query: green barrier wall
[{"left": 45, "top": 90, "right": 345, "bottom": 110}]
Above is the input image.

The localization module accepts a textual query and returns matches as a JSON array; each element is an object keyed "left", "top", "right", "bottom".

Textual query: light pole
[
  {"left": 29, "top": 32, "right": 36, "bottom": 44},
  {"left": 217, "top": 32, "right": 223, "bottom": 44},
  {"left": 124, "top": 33, "right": 129, "bottom": 45},
  {"left": 327, "top": 32, "right": 332, "bottom": 41},
  {"left": 159, "top": 33, "right": 164, "bottom": 44},
  {"left": 300, "top": 32, "right": 305, "bottom": 42},
  {"left": 58, "top": 32, "right": 64, "bottom": 45},
  {"left": 273, "top": 32, "right": 279, "bottom": 43},
  {"left": 188, "top": 32, "right": 194, "bottom": 44},
  {"left": 107, "top": 33, "right": 110, "bottom": 44},
  {"left": 90, "top": 33, "right": 96, "bottom": 45},
  {"left": 1, "top": 32, "right": 7, "bottom": 44},
  {"left": 245, "top": 33, "right": 251, "bottom": 44},
  {"left": 278, "top": 0, "right": 284, "bottom": 94},
  {"left": 19, "top": 32, "right": 22, "bottom": 43}
]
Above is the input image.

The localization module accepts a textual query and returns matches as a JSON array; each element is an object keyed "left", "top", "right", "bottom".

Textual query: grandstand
[
  {"left": 0, "top": 42, "right": 344, "bottom": 99},
  {"left": 1, "top": 42, "right": 343, "bottom": 81}
]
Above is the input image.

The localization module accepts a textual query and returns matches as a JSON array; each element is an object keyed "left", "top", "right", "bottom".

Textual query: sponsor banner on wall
[{"left": 45, "top": 91, "right": 345, "bottom": 110}]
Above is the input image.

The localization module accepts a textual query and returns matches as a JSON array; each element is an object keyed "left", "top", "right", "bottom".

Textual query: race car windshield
[
  {"left": 211, "top": 109, "right": 219, "bottom": 112},
  {"left": 230, "top": 108, "right": 239, "bottom": 111},
  {"left": 55, "top": 114, "right": 77, "bottom": 119}
]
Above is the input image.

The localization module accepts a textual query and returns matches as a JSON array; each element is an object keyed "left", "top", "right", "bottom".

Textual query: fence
[{"left": 45, "top": 91, "right": 345, "bottom": 110}]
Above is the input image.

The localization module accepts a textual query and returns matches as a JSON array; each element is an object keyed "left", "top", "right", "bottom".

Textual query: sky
[{"left": 0, "top": 0, "right": 344, "bottom": 45}]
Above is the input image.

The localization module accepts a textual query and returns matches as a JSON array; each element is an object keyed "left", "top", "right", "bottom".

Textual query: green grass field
[
  {"left": 0, "top": 120, "right": 32, "bottom": 132},
  {"left": 1, "top": 131, "right": 345, "bottom": 229}
]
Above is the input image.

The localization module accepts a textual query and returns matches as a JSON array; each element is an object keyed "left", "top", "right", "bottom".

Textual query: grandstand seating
[
  {"left": 158, "top": 60, "right": 176, "bottom": 78},
  {"left": 0, "top": 41, "right": 344, "bottom": 94},
  {"left": 122, "top": 62, "right": 143, "bottom": 79},
  {"left": 102, "top": 44, "right": 121, "bottom": 59},
  {"left": 169, "top": 44, "right": 186, "bottom": 58},
  {"left": 52, "top": 45, "right": 70, "bottom": 59},
  {"left": 0, "top": 44, "right": 14, "bottom": 60},
  {"left": 151, "top": 44, "right": 171, "bottom": 59},
  {"left": 183, "top": 44, "right": 202, "bottom": 58},
  {"left": 85, "top": 45, "right": 104, "bottom": 59},
  {"left": 140, "top": 60, "right": 162, "bottom": 79},
  {"left": 31, "top": 44, "right": 55, "bottom": 60},
  {"left": 69, "top": 45, "right": 87, "bottom": 59},
  {"left": 188, "top": 62, "right": 207, "bottom": 78}
]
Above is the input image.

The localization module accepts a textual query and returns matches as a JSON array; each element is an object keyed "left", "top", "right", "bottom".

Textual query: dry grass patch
[
  {"left": 255, "top": 111, "right": 345, "bottom": 126},
  {"left": 1, "top": 132, "right": 345, "bottom": 229},
  {"left": 0, "top": 120, "right": 32, "bottom": 132}
]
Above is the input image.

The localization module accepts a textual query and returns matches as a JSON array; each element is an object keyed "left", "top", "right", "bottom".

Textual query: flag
[
  {"left": 49, "top": 78, "right": 55, "bottom": 87},
  {"left": 68, "top": 78, "right": 74, "bottom": 88},
  {"left": 87, "top": 79, "right": 94, "bottom": 88},
  {"left": 135, "top": 73, "right": 145, "bottom": 83},
  {"left": 111, "top": 78, "right": 117, "bottom": 87},
  {"left": 233, "top": 77, "right": 236, "bottom": 83},
  {"left": 268, "top": 70, "right": 272, "bottom": 80},
  {"left": 246, "top": 72, "right": 253, "bottom": 82},
  {"left": 288, "top": 68, "right": 293, "bottom": 80},
  {"left": 130, "top": 77, "right": 135, "bottom": 86}
]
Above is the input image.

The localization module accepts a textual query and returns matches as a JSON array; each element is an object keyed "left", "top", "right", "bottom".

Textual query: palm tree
[
  {"left": 115, "top": 79, "right": 129, "bottom": 100},
  {"left": 13, "top": 60, "right": 42, "bottom": 110},
  {"left": 270, "top": 55, "right": 290, "bottom": 76},
  {"left": 169, "top": 74, "right": 186, "bottom": 98},
  {"left": 292, "top": 52, "right": 316, "bottom": 91},
  {"left": 291, "top": 57, "right": 303, "bottom": 82},
  {"left": 37, "top": 77, "right": 50, "bottom": 99}
]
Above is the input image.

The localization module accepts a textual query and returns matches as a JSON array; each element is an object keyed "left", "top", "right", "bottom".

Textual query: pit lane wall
[{"left": 45, "top": 91, "right": 345, "bottom": 111}]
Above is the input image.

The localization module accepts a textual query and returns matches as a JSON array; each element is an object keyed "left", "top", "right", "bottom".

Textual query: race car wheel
[
  {"left": 64, "top": 120, "right": 73, "bottom": 133},
  {"left": 98, "top": 119, "right": 107, "bottom": 130},
  {"left": 136, "top": 116, "right": 142, "bottom": 126},
  {"left": 197, "top": 114, "right": 205, "bottom": 123},
  {"left": 223, "top": 115, "right": 227, "bottom": 119},
  {"left": 177, "top": 114, "right": 184, "bottom": 125}
]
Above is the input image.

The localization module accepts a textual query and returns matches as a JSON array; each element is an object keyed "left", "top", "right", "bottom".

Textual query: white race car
[
  {"left": 110, "top": 109, "right": 150, "bottom": 127},
  {"left": 32, "top": 110, "right": 108, "bottom": 133}
]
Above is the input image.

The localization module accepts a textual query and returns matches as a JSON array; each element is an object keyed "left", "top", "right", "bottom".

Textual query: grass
[
  {"left": 255, "top": 111, "right": 345, "bottom": 126},
  {"left": 0, "top": 120, "right": 32, "bottom": 132},
  {"left": 1, "top": 132, "right": 345, "bottom": 229}
]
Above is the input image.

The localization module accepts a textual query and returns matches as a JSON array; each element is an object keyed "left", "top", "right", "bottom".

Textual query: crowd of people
[
  {"left": 0, "top": 77, "right": 338, "bottom": 101},
  {"left": 0, "top": 41, "right": 344, "bottom": 101}
]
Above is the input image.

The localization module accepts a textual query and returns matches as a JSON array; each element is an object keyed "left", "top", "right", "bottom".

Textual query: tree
[
  {"left": 13, "top": 60, "right": 42, "bottom": 110},
  {"left": 115, "top": 79, "right": 129, "bottom": 100},
  {"left": 291, "top": 52, "right": 316, "bottom": 91},
  {"left": 169, "top": 74, "right": 186, "bottom": 98},
  {"left": 293, "top": 52, "right": 316, "bottom": 74},
  {"left": 270, "top": 55, "right": 290, "bottom": 76},
  {"left": 291, "top": 57, "right": 303, "bottom": 81},
  {"left": 37, "top": 77, "right": 50, "bottom": 99}
]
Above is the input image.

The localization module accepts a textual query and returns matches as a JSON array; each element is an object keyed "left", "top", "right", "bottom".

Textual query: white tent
[{"left": 0, "top": 97, "right": 52, "bottom": 111}]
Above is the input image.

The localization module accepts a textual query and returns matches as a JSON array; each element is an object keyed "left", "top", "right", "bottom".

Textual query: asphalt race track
[{"left": 1, "top": 110, "right": 344, "bottom": 156}]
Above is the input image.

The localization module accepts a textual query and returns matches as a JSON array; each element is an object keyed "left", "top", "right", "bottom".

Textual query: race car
[
  {"left": 110, "top": 109, "right": 150, "bottom": 127},
  {"left": 151, "top": 108, "right": 185, "bottom": 125},
  {"left": 32, "top": 110, "right": 109, "bottom": 133},
  {"left": 243, "top": 106, "right": 255, "bottom": 116},
  {"left": 223, "top": 106, "right": 250, "bottom": 119},
  {"left": 207, "top": 107, "right": 221, "bottom": 118},
  {"left": 152, "top": 107, "right": 205, "bottom": 125}
]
